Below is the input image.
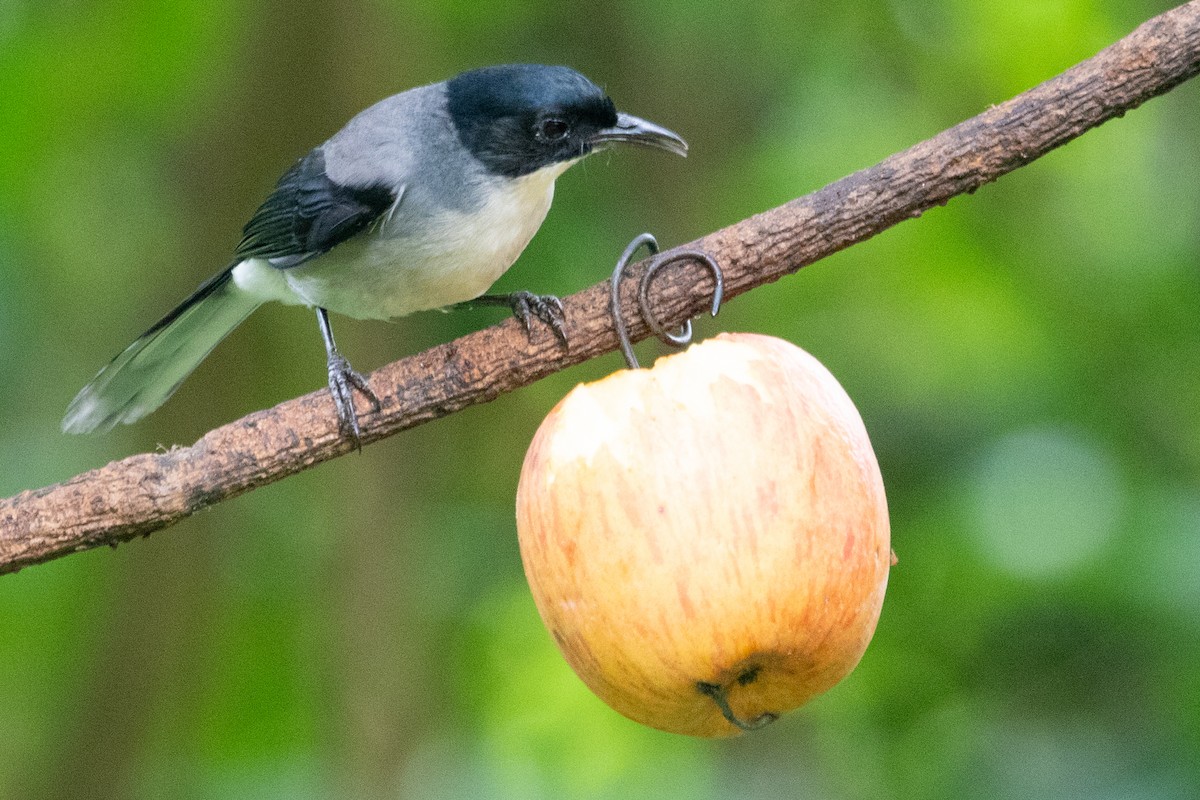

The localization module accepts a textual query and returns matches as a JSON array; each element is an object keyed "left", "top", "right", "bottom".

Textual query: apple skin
[{"left": 515, "top": 333, "right": 891, "bottom": 737}]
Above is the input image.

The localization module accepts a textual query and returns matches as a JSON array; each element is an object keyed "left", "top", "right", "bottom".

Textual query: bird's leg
[
  {"left": 316, "top": 307, "right": 380, "bottom": 449},
  {"left": 461, "top": 292, "right": 569, "bottom": 348}
]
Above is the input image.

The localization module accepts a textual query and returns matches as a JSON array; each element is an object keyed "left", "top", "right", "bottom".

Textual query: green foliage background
[{"left": 2, "top": 1, "right": 1199, "bottom": 797}]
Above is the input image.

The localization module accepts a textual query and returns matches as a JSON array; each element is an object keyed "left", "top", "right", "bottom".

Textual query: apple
[{"left": 515, "top": 332, "right": 891, "bottom": 737}]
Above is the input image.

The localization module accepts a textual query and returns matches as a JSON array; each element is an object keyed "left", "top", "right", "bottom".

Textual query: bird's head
[{"left": 446, "top": 64, "right": 687, "bottom": 179}]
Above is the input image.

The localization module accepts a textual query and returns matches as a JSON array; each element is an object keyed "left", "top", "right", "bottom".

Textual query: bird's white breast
[{"left": 236, "top": 160, "right": 575, "bottom": 321}]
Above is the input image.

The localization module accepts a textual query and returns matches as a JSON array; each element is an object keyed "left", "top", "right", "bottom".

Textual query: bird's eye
[{"left": 537, "top": 118, "right": 570, "bottom": 142}]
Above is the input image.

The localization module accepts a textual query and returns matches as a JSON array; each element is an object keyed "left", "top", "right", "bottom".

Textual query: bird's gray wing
[{"left": 235, "top": 147, "right": 399, "bottom": 268}]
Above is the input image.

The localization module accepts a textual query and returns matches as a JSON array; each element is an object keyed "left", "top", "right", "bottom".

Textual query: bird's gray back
[{"left": 322, "top": 82, "right": 487, "bottom": 221}]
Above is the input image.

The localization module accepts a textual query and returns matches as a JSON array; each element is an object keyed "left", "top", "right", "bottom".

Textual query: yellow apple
[{"left": 515, "top": 332, "right": 891, "bottom": 737}]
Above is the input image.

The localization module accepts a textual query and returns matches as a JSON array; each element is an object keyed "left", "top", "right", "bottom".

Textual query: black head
[{"left": 446, "top": 64, "right": 686, "bottom": 178}]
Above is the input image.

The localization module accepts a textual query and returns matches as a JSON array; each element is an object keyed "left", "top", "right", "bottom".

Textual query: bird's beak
[{"left": 591, "top": 112, "right": 688, "bottom": 157}]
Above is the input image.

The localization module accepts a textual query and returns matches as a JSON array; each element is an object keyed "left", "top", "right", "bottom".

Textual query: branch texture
[{"left": 4, "top": 1, "right": 1200, "bottom": 573}]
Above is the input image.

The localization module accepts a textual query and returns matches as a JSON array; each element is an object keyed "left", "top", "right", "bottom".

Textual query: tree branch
[{"left": 4, "top": 1, "right": 1200, "bottom": 574}]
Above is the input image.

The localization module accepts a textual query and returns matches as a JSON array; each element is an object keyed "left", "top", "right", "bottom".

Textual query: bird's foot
[
  {"left": 502, "top": 291, "right": 568, "bottom": 347},
  {"left": 453, "top": 291, "right": 569, "bottom": 347},
  {"left": 326, "top": 351, "right": 381, "bottom": 450}
]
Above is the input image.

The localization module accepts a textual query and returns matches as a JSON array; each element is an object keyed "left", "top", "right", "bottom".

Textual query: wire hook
[{"left": 609, "top": 233, "right": 725, "bottom": 369}]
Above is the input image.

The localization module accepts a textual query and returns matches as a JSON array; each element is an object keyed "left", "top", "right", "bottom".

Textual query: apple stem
[{"left": 696, "top": 680, "right": 778, "bottom": 732}]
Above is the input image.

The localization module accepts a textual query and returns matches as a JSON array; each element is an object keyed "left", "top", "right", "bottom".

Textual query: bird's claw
[
  {"left": 326, "top": 351, "right": 381, "bottom": 450},
  {"left": 507, "top": 290, "right": 568, "bottom": 347}
]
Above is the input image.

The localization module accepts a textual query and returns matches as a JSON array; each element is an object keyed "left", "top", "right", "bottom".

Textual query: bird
[{"left": 62, "top": 63, "right": 687, "bottom": 444}]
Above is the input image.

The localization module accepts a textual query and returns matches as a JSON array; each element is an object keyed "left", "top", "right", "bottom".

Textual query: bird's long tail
[{"left": 62, "top": 269, "right": 262, "bottom": 434}]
